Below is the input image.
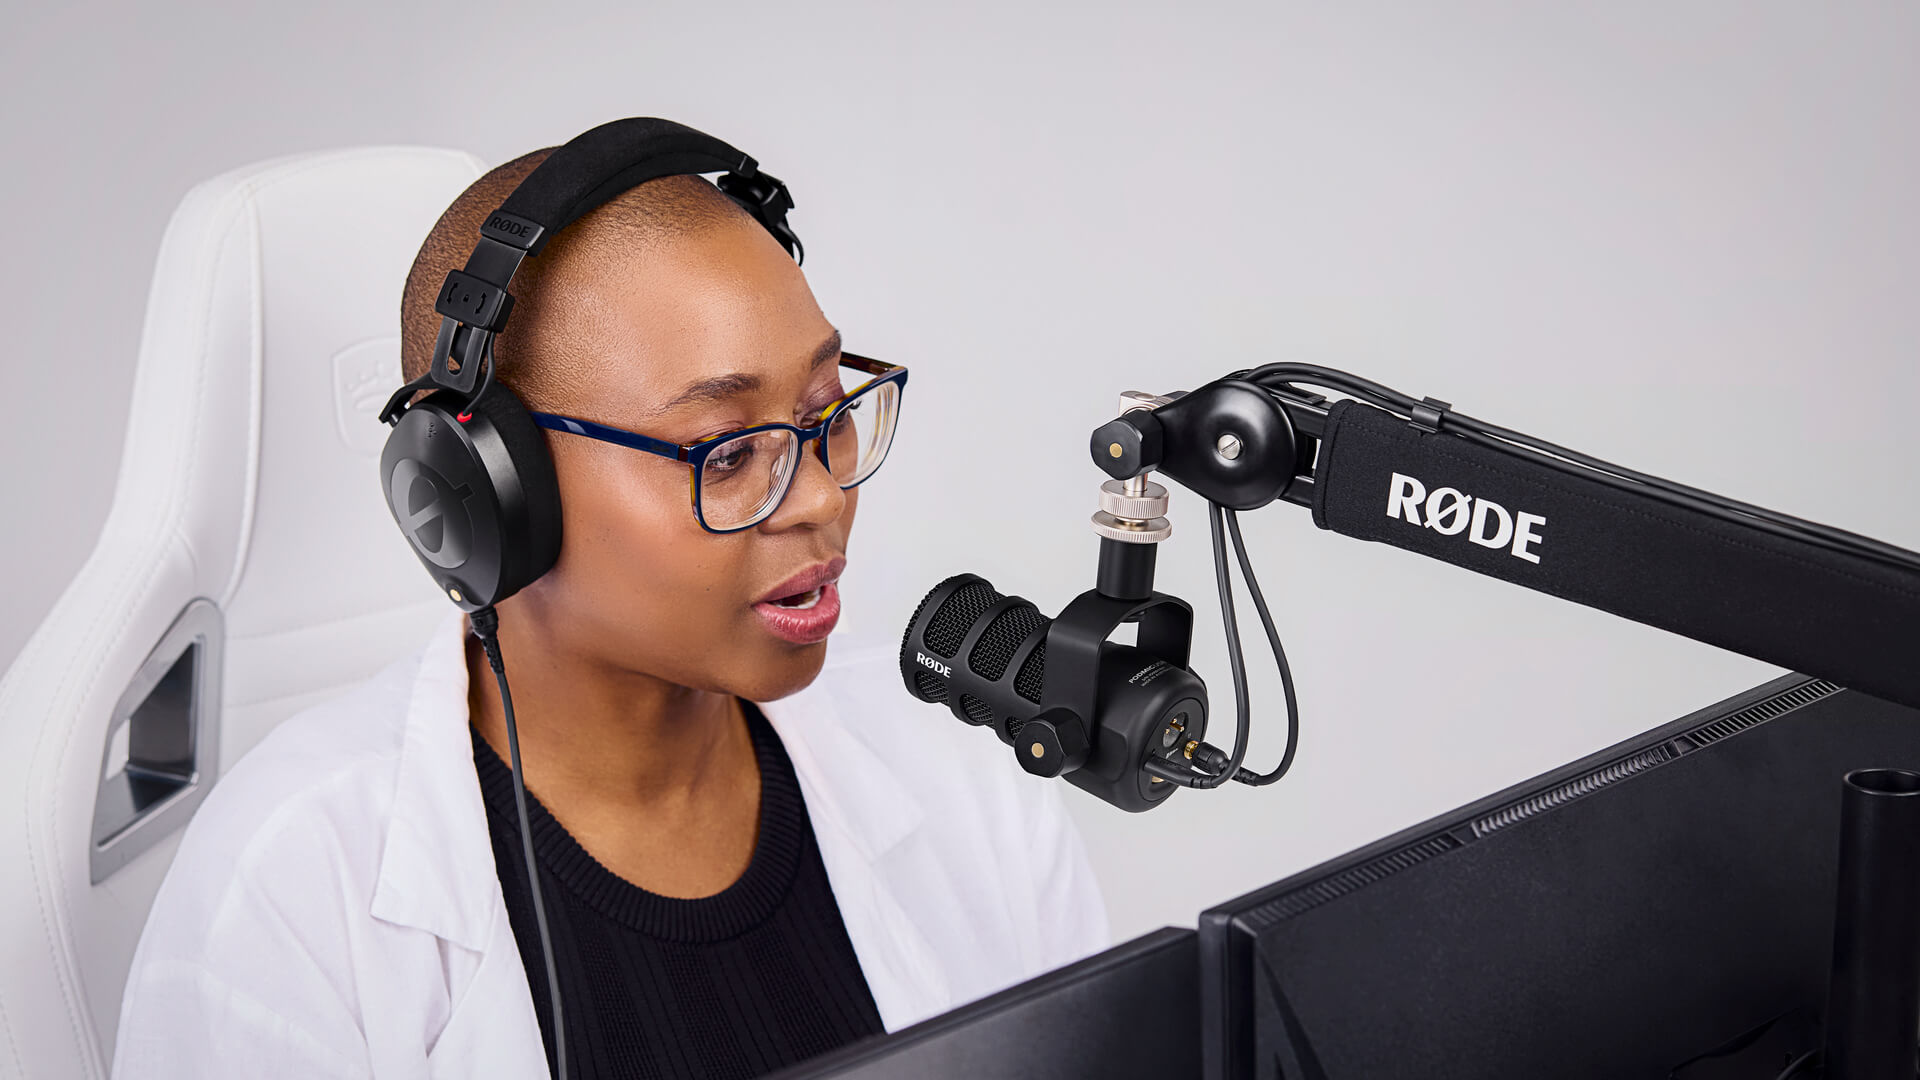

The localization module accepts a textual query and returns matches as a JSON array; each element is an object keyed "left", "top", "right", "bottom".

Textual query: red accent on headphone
[{"left": 457, "top": 411, "right": 473, "bottom": 423}]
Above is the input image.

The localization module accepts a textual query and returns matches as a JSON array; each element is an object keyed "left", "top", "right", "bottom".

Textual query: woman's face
[{"left": 514, "top": 218, "right": 857, "bottom": 703}]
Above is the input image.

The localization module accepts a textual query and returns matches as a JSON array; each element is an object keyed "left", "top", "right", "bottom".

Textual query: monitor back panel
[
  {"left": 1200, "top": 675, "right": 1920, "bottom": 1080},
  {"left": 769, "top": 926, "right": 1199, "bottom": 1080}
]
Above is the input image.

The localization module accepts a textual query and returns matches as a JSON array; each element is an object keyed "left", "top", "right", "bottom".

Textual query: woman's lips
[{"left": 752, "top": 581, "right": 842, "bottom": 644}]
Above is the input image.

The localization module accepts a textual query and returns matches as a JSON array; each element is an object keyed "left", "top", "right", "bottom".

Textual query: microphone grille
[
  {"left": 969, "top": 602, "right": 1048, "bottom": 681},
  {"left": 957, "top": 693, "right": 995, "bottom": 726},
  {"left": 925, "top": 580, "right": 1003, "bottom": 657},
  {"left": 1013, "top": 638, "right": 1046, "bottom": 705},
  {"left": 913, "top": 670, "right": 949, "bottom": 702}
]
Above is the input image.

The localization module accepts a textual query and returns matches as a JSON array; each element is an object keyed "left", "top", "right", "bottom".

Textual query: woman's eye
[
  {"left": 831, "top": 396, "right": 867, "bottom": 428},
  {"left": 708, "top": 441, "right": 754, "bottom": 474}
]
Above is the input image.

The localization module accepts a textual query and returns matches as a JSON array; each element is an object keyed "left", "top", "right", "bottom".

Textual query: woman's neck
[{"left": 463, "top": 611, "right": 762, "bottom": 897}]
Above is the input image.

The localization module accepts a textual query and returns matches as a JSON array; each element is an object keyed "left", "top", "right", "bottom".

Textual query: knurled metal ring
[
  {"left": 1100, "top": 478, "right": 1169, "bottom": 520},
  {"left": 1091, "top": 510, "right": 1172, "bottom": 543}
]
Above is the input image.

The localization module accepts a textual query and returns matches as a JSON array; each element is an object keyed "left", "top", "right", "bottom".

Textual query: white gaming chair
[{"left": 0, "top": 146, "right": 487, "bottom": 1079}]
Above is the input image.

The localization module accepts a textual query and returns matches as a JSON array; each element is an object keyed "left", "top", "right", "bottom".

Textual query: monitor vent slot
[
  {"left": 1244, "top": 835, "right": 1462, "bottom": 930},
  {"left": 1685, "top": 678, "right": 1841, "bottom": 748},
  {"left": 1473, "top": 745, "right": 1674, "bottom": 839},
  {"left": 1236, "top": 677, "right": 1846, "bottom": 933}
]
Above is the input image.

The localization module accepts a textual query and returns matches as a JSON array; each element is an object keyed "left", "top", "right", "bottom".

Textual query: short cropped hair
[{"left": 399, "top": 148, "right": 755, "bottom": 407}]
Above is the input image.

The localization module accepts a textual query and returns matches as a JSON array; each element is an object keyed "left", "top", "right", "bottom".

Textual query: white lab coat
[{"left": 111, "top": 611, "right": 1110, "bottom": 1078}]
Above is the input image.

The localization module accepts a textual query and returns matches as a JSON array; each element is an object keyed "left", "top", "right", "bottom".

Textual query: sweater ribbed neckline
[{"left": 469, "top": 700, "right": 805, "bottom": 944}]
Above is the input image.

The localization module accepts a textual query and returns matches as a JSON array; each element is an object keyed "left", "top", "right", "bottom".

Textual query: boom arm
[{"left": 1092, "top": 366, "right": 1920, "bottom": 716}]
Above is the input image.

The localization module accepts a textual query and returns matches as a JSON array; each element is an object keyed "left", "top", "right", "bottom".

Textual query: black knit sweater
[{"left": 471, "top": 700, "right": 885, "bottom": 1078}]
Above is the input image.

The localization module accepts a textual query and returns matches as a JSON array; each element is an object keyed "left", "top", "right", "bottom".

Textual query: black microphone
[{"left": 899, "top": 571, "right": 1211, "bottom": 812}]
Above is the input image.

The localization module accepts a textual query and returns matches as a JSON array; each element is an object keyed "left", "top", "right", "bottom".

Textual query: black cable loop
[
  {"left": 1186, "top": 502, "right": 1249, "bottom": 789},
  {"left": 1183, "top": 502, "right": 1306, "bottom": 789},
  {"left": 1223, "top": 510, "right": 1299, "bottom": 786}
]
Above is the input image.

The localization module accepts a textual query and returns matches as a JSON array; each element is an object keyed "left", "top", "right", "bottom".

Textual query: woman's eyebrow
[{"left": 645, "top": 329, "right": 843, "bottom": 416}]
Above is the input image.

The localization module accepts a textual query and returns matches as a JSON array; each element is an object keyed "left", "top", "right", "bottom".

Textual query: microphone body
[{"left": 900, "top": 573, "right": 1209, "bottom": 812}]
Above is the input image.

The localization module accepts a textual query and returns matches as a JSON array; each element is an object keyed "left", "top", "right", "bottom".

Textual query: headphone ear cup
[
  {"left": 466, "top": 383, "right": 563, "bottom": 593},
  {"left": 378, "top": 384, "right": 563, "bottom": 610}
]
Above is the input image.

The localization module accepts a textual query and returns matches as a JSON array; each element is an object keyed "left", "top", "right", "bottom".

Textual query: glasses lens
[
  {"left": 698, "top": 428, "right": 799, "bottom": 530},
  {"left": 823, "top": 378, "right": 901, "bottom": 487}
]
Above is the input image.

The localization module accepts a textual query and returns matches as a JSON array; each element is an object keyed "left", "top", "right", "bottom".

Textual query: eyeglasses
[{"left": 528, "top": 353, "right": 907, "bottom": 533}]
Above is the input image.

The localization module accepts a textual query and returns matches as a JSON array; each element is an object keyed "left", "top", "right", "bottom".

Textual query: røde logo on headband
[
  {"left": 1386, "top": 472, "right": 1546, "bottom": 564},
  {"left": 486, "top": 214, "right": 530, "bottom": 239}
]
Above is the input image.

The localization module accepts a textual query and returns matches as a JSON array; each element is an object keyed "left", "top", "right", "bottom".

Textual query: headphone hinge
[
  {"left": 716, "top": 168, "right": 804, "bottom": 264},
  {"left": 424, "top": 317, "right": 492, "bottom": 396}
]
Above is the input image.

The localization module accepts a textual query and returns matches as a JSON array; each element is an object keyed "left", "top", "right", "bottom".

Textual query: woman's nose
[{"left": 764, "top": 438, "right": 846, "bottom": 529}]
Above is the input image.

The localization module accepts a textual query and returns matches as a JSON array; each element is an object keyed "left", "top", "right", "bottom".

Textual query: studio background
[{"left": 3, "top": 0, "right": 1915, "bottom": 946}]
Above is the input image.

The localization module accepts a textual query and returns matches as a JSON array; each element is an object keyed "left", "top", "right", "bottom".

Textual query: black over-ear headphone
[
  {"left": 377, "top": 117, "right": 803, "bottom": 612},
  {"left": 373, "top": 119, "right": 804, "bottom": 1080}
]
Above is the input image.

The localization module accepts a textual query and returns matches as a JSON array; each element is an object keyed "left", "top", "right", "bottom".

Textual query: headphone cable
[{"left": 468, "top": 606, "right": 568, "bottom": 1080}]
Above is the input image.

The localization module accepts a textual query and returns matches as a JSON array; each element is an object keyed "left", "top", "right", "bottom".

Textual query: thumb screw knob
[{"left": 1018, "top": 710, "right": 1090, "bottom": 778}]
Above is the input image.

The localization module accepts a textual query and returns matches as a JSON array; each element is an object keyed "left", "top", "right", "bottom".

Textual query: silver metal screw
[{"left": 1217, "top": 432, "right": 1243, "bottom": 460}]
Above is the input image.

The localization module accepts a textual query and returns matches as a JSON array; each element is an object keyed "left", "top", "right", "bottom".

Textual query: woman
[{"left": 113, "top": 133, "right": 1108, "bottom": 1079}]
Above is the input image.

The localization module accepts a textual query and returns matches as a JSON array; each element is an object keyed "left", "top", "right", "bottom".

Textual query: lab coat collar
[
  {"left": 763, "top": 652, "right": 948, "bottom": 1027},
  {"left": 757, "top": 646, "right": 928, "bottom": 864},
  {"left": 367, "top": 610, "right": 496, "bottom": 950},
  {"left": 367, "top": 610, "right": 929, "bottom": 956}
]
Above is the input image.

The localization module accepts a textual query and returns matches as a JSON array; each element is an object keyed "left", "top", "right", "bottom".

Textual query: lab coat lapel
[
  {"left": 758, "top": 661, "right": 953, "bottom": 1031},
  {"left": 366, "top": 613, "right": 953, "bottom": 1036},
  {"left": 368, "top": 609, "right": 498, "bottom": 952}
]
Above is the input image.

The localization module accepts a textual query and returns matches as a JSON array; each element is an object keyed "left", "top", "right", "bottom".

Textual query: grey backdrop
[{"left": 4, "top": 0, "right": 1916, "bottom": 945}]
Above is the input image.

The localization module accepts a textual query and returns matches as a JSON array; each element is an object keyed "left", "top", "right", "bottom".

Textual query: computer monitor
[
  {"left": 766, "top": 926, "right": 1198, "bottom": 1080},
  {"left": 1199, "top": 673, "right": 1920, "bottom": 1080}
]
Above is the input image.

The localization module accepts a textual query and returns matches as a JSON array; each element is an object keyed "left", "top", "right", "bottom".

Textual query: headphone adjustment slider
[{"left": 434, "top": 270, "right": 514, "bottom": 332}]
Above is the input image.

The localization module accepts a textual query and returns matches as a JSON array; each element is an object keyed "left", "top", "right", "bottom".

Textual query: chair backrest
[{"left": 0, "top": 146, "right": 486, "bottom": 1079}]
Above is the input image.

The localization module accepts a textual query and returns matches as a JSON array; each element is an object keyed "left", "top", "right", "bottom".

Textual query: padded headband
[
  {"left": 494, "top": 117, "right": 797, "bottom": 257},
  {"left": 380, "top": 117, "right": 802, "bottom": 420}
]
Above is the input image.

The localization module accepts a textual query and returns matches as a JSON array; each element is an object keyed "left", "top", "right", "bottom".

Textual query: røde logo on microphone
[
  {"left": 916, "top": 652, "right": 952, "bottom": 678},
  {"left": 1386, "top": 472, "right": 1546, "bottom": 564}
]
